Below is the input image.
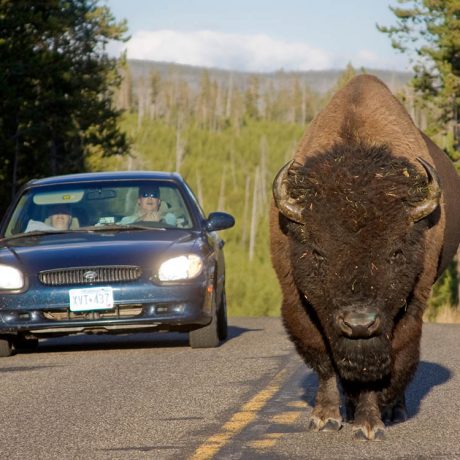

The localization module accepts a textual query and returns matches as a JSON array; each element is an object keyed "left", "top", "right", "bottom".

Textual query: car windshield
[{"left": 3, "top": 180, "right": 194, "bottom": 238}]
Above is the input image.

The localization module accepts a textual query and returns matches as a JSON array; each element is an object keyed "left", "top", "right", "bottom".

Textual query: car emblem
[{"left": 83, "top": 270, "right": 98, "bottom": 282}]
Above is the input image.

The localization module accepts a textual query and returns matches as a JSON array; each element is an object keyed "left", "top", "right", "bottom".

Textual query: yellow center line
[
  {"left": 189, "top": 366, "right": 290, "bottom": 460},
  {"left": 270, "top": 411, "right": 302, "bottom": 424},
  {"left": 247, "top": 432, "right": 283, "bottom": 449},
  {"left": 287, "top": 400, "right": 307, "bottom": 409}
]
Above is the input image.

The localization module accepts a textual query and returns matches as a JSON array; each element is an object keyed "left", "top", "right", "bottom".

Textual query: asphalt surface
[{"left": 0, "top": 318, "right": 459, "bottom": 459}]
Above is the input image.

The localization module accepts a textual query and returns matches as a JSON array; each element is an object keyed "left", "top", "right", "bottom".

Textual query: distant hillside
[{"left": 127, "top": 59, "right": 412, "bottom": 94}]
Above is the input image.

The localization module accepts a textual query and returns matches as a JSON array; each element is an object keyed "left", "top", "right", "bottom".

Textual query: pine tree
[
  {"left": 378, "top": 0, "right": 460, "bottom": 158},
  {"left": 0, "top": 0, "right": 129, "bottom": 210}
]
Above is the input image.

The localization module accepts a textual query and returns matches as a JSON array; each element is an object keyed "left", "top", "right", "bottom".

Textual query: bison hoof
[
  {"left": 392, "top": 406, "right": 408, "bottom": 424},
  {"left": 308, "top": 416, "right": 342, "bottom": 432},
  {"left": 382, "top": 405, "right": 408, "bottom": 425},
  {"left": 352, "top": 424, "right": 385, "bottom": 441}
]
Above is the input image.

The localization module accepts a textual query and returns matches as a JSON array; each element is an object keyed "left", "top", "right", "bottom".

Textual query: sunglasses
[{"left": 141, "top": 192, "right": 159, "bottom": 198}]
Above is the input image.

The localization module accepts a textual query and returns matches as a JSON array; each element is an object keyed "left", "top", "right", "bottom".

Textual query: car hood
[{"left": 0, "top": 229, "right": 201, "bottom": 272}]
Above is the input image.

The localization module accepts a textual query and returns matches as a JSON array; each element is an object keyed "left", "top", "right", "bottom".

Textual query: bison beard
[
  {"left": 332, "top": 336, "right": 392, "bottom": 382},
  {"left": 269, "top": 75, "right": 458, "bottom": 441}
]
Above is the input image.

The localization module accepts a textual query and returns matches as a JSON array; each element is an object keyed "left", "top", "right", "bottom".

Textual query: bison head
[{"left": 273, "top": 142, "right": 440, "bottom": 381}]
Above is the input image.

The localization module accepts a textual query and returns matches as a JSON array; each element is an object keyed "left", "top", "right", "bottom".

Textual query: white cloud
[
  {"left": 341, "top": 49, "right": 409, "bottom": 71},
  {"left": 356, "top": 49, "right": 379, "bottom": 64},
  {"left": 123, "top": 30, "right": 334, "bottom": 72}
]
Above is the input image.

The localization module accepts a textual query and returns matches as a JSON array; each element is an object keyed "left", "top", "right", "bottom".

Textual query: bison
[{"left": 270, "top": 74, "right": 460, "bottom": 440}]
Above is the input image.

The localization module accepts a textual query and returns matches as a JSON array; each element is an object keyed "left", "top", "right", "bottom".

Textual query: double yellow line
[{"left": 189, "top": 366, "right": 291, "bottom": 460}]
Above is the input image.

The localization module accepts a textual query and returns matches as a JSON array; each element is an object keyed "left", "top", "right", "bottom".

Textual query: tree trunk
[
  {"left": 217, "top": 166, "right": 226, "bottom": 211},
  {"left": 457, "top": 245, "right": 460, "bottom": 310},
  {"left": 12, "top": 120, "right": 20, "bottom": 199},
  {"left": 249, "top": 167, "right": 259, "bottom": 261},
  {"left": 241, "top": 175, "right": 250, "bottom": 248},
  {"left": 50, "top": 134, "right": 58, "bottom": 176},
  {"left": 175, "top": 129, "right": 185, "bottom": 172},
  {"left": 195, "top": 171, "right": 204, "bottom": 210}
]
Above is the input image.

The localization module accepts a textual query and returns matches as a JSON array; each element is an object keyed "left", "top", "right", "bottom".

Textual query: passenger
[
  {"left": 120, "top": 186, "right": 177, "bottom": 226},
  {"left": 25, "top": 205, "right": 73, "bottom": 232},
  {"left": 48, "top": 205, "right": 73, "bottom": 230}
]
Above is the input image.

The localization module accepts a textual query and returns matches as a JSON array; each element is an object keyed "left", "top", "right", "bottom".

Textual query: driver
[{"left": 120, "top": 186, "right": 176, "bottom": 226}]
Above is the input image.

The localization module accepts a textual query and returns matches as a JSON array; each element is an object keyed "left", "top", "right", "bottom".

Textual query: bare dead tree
[
  {"left": 249, "top": 166, "right": 260, "bottom": 261},
  {"left": 301, "top": 83, "right": 307, "bottom": 124},
  {"left": 126, "top": 149, "right": 145, "bottom": 171},
  {"left": 241, "top": 175, "right": 251, "bottom": 247},
  {"left": 285, "top": 138, "right": 298, "bottom": 163},
  {"left": 225, "top": 74, "right": 234, "bottom": 120},
  {"left": 116, "top": 65, "right": 132, "bottom": 110},
  {"left": 230, "top": 147, "right": 237, "bottom": 190},
  {"left": 195, "top": 170, "right": 204, "bottom": 209},
  {"left": 457, "top": 245, "right": 460, "bottom": 310},
  {"left": 149, "top": 70, "right": 161, "bottom": 120},
  {"left": 175, "top": 128, "right": 186, "bottom": 172},
  {"left": 259, "top": 136, "right": 269, "bottom": 208},
  {"left": 136, "top": 76, "right": 148, "bottom": 130},
  {"left": 217, "top": 166, "right": 226, "bottom": 210}
]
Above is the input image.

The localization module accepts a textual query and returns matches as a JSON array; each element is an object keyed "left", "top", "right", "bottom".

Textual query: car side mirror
[{"left": 205, "top": 212, "right": 235, "bottom": 232}]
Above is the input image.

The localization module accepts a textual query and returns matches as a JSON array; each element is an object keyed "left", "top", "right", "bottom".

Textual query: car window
[{"left": 3, "top": 180, "right": 194, "bottom": 237}]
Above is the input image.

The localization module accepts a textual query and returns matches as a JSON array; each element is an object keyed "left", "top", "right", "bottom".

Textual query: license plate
[{"left": 69, "top": 287, "right": 114, "bottom": 312}]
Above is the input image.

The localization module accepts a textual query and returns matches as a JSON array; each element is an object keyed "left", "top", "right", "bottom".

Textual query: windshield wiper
[
  {"left": 83, "top": 224, "right": 166, "bottom": 232},
  {"left": 2, "top": 229, "right": 75, "bottom": 241},
  {"left": 2, "top": 224, "right": 167, "bottom": 241}
]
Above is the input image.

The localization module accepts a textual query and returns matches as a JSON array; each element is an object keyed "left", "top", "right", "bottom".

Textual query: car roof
[{"left": 25, "top": 171, "right": 184, "bottom": 187}]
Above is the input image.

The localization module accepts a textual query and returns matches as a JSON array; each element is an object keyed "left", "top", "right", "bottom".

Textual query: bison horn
[
  {"left": 272, "top": 160, "right": 304, "bottom": 224},
  {"left": 409, "top": 157, "right": 441, "bottom": 222}
]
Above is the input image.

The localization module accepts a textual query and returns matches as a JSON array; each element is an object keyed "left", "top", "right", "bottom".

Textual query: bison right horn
[
  {"left": 409, "top": 157, "right": 441, "bottom": 222},
  {"left": 272, "top": 160, "right": 304, "bottom": 224}
]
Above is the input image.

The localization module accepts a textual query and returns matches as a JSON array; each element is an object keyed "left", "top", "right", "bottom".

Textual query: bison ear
[
  {"left": 409, "top": 157, "right": 441, "bottom": 222},
  {"left": 272, "top": 160, "right": 304, "bottom": 224}
]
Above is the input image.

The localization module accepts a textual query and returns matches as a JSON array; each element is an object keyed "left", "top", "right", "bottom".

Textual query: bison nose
[{"left": 338, "top": 311, "right": 381, "bottom": 338}]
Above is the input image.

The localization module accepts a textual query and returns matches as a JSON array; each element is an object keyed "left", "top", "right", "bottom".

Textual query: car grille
[{"left": 39, "top": 266, "right": 142, "bottom": 286}]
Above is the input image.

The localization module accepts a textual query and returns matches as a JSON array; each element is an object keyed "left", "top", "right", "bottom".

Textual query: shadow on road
[
  {"left": 35, "top": 332, "right": 190, "bottom": 354},
  {"left": 0, "top": 365, "right": 61, "bottom": 373},
  {"left": 14, "top": 324, "right": 259, "bottom": 356},
  {"left": 227, "top": 325, "right": 263, "bottom": 339},
  {"left": 406, "top": 360, "right": 451, "bottom": 418},
  {"left": 299, "top": 360, "right": 451, "bottom": 421}
]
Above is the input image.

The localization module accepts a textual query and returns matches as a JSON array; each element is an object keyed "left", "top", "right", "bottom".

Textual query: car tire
[
  {"left": 217, "top": 288, "right": 228, "bottom": 341},
  {"left": 189, "top": 296, "right": 220, "bottom": 349},
  {"left": 0, "top": 337, "right": 14, "bottom": 357}
]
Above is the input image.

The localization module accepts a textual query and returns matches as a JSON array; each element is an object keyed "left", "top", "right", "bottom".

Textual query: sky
[{"left": 105, "top": 0, "right": 411, "bottom": 73}]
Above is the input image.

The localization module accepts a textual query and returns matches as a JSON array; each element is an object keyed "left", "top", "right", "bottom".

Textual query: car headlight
[
  {"left": 158, "top": 255, "right": 203, "bottom": 281},
  {"left": 0, "top": 265, "right": 24, "bottom": 290}
]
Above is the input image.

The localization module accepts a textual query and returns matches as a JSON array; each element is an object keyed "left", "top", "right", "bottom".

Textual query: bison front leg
[
  {"left": 308, "top": 374, "right": 342, "bottom": 432},
  {"left": 351, "top": 391, "right": 385, "bottom": 441},
  {"left": 381, "top": 393, "right": 408, "bottom": 424}
]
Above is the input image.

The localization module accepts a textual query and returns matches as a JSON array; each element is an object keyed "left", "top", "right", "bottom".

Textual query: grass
[{"left": 425, "top": 304, "right": 460, "bottom": 324}]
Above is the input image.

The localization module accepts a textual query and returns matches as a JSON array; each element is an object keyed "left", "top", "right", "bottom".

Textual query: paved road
[{"left": 0, "top": 318, "right": 459, "bottom": 459}]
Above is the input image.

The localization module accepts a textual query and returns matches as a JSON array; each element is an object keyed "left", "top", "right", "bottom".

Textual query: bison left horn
[
  {"left": 273, "top": 160, "right": 304, "bottom": 224},
  {"left": 409, "top": 157, "right": 441, "bottom": 222}
]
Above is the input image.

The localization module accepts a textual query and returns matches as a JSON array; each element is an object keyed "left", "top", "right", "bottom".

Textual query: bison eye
[{"left": 390, "top": 249, "right": 406, "bottom": 264}]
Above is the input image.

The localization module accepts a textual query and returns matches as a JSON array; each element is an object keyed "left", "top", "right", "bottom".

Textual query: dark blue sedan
[{"left": 0, "top": 171, "right": 235, "bottom": 356}]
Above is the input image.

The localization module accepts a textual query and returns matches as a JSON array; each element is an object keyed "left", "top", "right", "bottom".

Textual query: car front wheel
[
  {"left": 189, "top": 296, "right": 220, "bottom": 349},
  {"left": 217, "top": 288, "right": 228, "bottom": 341},
  {"left": 0, "top": 337, "right": 14, "bottom": 357}
]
